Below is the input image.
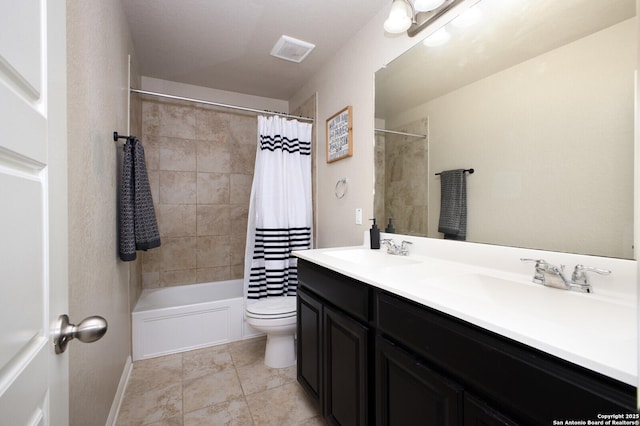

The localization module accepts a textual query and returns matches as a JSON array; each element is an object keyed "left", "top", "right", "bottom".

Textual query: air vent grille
[{"left": 270, "top": 35, "right": 315, "bottom": 63}]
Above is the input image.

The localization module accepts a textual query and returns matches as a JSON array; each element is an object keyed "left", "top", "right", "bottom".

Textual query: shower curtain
[{"left": 244, "top": 116, "right": 312, "bottom": 301}]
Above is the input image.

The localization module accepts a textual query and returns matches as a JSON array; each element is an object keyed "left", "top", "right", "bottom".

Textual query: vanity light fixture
[{"left": 383, "top": 0, "right": 464, "bottom": 37}]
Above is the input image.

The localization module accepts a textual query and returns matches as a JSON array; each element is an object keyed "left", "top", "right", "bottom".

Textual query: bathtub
[{"left": 132, "top": 279, "right": 262, "bottom": 361}]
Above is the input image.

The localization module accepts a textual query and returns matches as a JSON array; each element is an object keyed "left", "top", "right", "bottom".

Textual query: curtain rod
[
  {"left": 374, "top": 128, "right": 427, "bottom": 139},
  {"left": 129, "top": 88, "right": 315, "bottom": 123}
]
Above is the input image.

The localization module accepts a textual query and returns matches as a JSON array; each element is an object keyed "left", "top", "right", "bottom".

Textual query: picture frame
[{"left": 326, "top": 105, "right": 353, "bottom": 163}]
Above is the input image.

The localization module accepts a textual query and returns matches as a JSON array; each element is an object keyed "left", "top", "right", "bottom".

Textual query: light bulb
[
  {"left": 384, "top": 0, "right": 412, "bottom": 34},
  {"left": 413, "top": 0, "right": 446, "bottom": 13}
]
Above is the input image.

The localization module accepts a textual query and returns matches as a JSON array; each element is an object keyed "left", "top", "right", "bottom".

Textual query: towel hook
[{"left": 113, "top": 131, "right": 134, "bottom": 142}]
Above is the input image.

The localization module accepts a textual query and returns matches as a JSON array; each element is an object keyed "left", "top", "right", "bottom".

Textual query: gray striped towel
[
  {"left": 437, "top": 169, "right": 467, "bottom": 241},
  {"left": 119, "top": 137, "right": 161, "bottom": 261}
]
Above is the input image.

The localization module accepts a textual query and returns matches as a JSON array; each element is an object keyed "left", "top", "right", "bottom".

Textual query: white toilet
[{"left": 245, "top": 296, "right": 297, "bottom": 368}]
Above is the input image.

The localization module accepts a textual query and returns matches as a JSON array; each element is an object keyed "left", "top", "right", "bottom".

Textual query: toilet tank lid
[{"left": 246, "top": 296, "right": 296, "bottom": 316}]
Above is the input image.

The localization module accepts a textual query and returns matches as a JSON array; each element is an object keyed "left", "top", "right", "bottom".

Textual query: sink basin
[
  {"left": 408, "top": 272, "right": 635, "bottom": 337},
  {"left": 322, "top": 248, "right": 420, "bottom": 268}
]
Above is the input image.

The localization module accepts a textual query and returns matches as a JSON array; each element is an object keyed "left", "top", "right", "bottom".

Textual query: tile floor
[{"left": 116, "top": 337, "right": 325, "bottom": 425}]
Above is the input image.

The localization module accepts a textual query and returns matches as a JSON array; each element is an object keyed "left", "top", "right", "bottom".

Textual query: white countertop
[{"left": 294, "top": 240, "right": 638, "bottom": 386}]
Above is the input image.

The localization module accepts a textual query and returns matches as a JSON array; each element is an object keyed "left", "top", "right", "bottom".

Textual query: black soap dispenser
[
  {"left": 369, "top": 219, "right": 380, "bottom": 249},
  {"left": 385, "top": 218, "right": 395, "bottom": 233}
]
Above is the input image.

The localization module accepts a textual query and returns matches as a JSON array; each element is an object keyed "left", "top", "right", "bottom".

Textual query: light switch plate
[{"left": 355, "top": 208, "right": 363, "bottom": 225}]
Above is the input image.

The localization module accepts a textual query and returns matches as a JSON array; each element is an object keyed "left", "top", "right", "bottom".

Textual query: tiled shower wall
[
  {"left": 375, "top": 117, "right": 429, "bottom": 237},
  {"left": 140, "top": 99, "right": 257, "bottom": 288}
]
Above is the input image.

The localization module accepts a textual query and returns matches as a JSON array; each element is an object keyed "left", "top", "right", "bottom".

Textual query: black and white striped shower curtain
[{"left": 244, "top": 116, "right": 312, "bottom": 301}]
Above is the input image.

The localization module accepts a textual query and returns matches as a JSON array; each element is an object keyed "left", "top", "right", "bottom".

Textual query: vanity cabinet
[
  {"left": 297, "top": 261, "right": 372, "bottom": 425},
  {"left": 297, "top": 259, "right": 636, "bottom": 425},
  {"left": 376, "top": 333, "right": 519, "bottom": 426},
  {"left": 376, "top": 291, "right": 636, "bottom": 425},
  {"left": 375, "top": 336, "right": 463, "bottom": 424}
]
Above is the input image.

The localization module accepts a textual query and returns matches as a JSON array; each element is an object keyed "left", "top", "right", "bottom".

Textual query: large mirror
[{"left": 375, "top": 0, "right": 636, "bottom": 259}]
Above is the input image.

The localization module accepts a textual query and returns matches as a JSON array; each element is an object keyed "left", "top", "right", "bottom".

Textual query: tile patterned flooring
[{"left": 116, "top": 337, "right": 325, "bottom": 425}]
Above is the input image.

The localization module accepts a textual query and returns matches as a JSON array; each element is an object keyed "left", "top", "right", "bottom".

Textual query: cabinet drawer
[
  {"left": 376, "top": 291, "right": 636, "bottom": 424},
  {"left": 298, "top": 259, "right": 370, "bottom": 322}
]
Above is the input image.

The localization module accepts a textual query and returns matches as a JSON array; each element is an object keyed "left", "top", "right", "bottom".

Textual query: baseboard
[{"left": 105, "top": 355, "right": 133, "bottom": 426}]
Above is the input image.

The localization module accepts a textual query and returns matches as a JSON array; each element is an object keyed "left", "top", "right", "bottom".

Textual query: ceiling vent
[{"left": 270, "top": 35, "right": 315, "bottom": 63}]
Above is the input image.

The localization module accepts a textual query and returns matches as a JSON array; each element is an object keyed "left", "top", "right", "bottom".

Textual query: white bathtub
[{"left": 132, "top": 279, "right": 262, "bottom": 361}]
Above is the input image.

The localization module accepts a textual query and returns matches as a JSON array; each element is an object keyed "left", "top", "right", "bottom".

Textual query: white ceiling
[{"left": 121, "top": 0, "right": 390, "bottom": 100}]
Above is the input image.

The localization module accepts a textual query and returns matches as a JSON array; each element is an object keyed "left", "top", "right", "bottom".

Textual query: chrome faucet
[
  {"left": 520, "top": 259, "right": 611, "bottom": 293},
  {"left": 381, "top": 239, "right": 413, "bottom": 256}
]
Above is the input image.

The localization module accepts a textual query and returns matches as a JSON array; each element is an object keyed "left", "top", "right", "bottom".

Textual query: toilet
[{"left": 245, "top": 296, "right": 297, "bottom": 368}]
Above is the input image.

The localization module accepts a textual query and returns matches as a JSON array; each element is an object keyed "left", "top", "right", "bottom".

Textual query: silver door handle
[{"left": 53, "top": 314, "right": 108, "bottom": 354}]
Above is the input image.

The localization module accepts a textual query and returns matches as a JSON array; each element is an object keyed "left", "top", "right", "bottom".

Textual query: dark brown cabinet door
[
  {"left": 464, "top": 394, "right": 518, "bottom": 426},
  {"left": 297, "top": 287, "right": 323, "bottom": 410},
  {"left": 324, "top": 306, "right": 369, "bottom": 426},
  {"left": 376, "top": 336, "right": 463, "bottom": 426}
]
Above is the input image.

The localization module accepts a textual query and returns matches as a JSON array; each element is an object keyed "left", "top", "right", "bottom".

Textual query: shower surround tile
[
  {"left": 157, "top": 204, "right": 197, "bottom": 237},
  {"left": 196, "top": 235, "right": 231, "bottom": 268},
  {"left": 196, "top": 139, "right": 231, "bottom": 173},
  {"left": 141, "top": 98, "right": 257, "bottom": 289},
  {"left": 195, "top": 107, "right": 231, "bottom": 141},
  {"left": 196, "top": 204, "right": 230, "bottom": 236},
  {"left": 196, "top": 172, "right": 230, "bottom": 204},
  {"left": 230, "top": 174, "right": 253, "bottom": 204},
  {"left": 160, "top": 269, "right": 197, "bottom": 287},
  {"left": 159, "top": 136, "right": 197, "bottom": 171},
  {"left": 161, "top": 237, "right": 197, "bottom": 271},
  {"left": 159, "top": 171, "right": 197, "bottom": 204},
  {"left": 230, "top": 142, "right": 257, "bottom": 174},
  {"left": 195, "top": 266, "right": 231, "bottom": 283}
]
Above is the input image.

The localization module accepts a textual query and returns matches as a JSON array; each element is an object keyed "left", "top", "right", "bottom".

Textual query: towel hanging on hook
[{"left": 117, "top": 132, "right": 161, "bottom": 261}]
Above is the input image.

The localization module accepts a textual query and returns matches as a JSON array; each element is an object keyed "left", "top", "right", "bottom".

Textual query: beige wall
[
  {"left": 66, "top": 0, "right": 138, "bottom": 424},
  {"left": 291, "top": 94, "right": 318, "bottom": 246},
  {"left": 139, "top": 98, "right": 257, "bottom": 287},
  {"left": 289, "top": 6, "right": 437, "bottom": 248},
  {"left": 290, "top": 5, "right": 639, "bottom": 257}
]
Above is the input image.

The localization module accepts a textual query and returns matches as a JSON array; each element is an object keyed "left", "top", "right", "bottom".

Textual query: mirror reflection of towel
[
  {"left": 438, "top": 169, "right": 467, "bottom": 241},
  {"left": 119, "top": 137, "right": 161, "bottom": 261}
]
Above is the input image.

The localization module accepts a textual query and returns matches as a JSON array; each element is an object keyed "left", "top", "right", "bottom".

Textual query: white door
[{"left": 0, "top": 1, "right": 69, "bottom": 425}]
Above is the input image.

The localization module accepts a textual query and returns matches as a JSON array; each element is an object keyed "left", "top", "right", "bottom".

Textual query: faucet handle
[
  {"left": 399, "top": 240, "right": 413, "bottom": 256},
  {"left": 571, "top": 264, "right": 611, "bottom": 284},
  {"left": 520, "top": 258, "right": 545, "bottom": 265},
  {"left": 520, "top": 258, "right": 547, "bottom": 284}
]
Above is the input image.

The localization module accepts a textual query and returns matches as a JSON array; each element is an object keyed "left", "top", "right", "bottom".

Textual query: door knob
[{"left": 53, "top": 314, "right": 108, "bottom": 354}]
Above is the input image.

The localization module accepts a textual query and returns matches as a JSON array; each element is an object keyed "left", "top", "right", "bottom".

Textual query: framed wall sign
[{"left": 326, "top": 105, "right": 353, "bottom": 163}]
